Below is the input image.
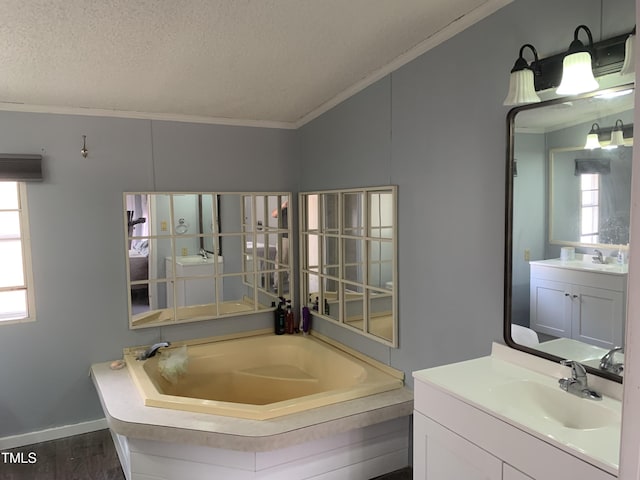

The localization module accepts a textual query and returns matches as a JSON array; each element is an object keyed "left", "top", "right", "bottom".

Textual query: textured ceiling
[{"left": 0, "top": 0, "right": 509, "bottom": 128}]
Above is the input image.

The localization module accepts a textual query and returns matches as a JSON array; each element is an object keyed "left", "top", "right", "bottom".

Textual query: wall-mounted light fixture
[
  {"left": 504, "top": 26, "right": 635, "bottom": 106},
  {"left": 556, "top": 25, "right": 599, "bottom": 95},
  {"left": 583, "top": 120, "right": 633, "bottom": 150},
  {"left": 609, "top": 119, "right": 626, "bottom": 147},
  {"left": 584, "top": 123, "right": 602, "bottom": 149},
  {"left": 81, "top": 135, "right": 88, "bottom": 158},
  {"left": 503, "top": 44, "right": 541, "bottom": 106},
  {"left": 620, "top": 27, "right": 636, "bottom": 76}
]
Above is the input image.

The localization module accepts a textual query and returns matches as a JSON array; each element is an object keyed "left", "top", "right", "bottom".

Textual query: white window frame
[
  {"left": 579, "top": 173, "right": 600, "bottom": 244},
  {"left": 0, "top": 182, "right": 36, "bottom": 324}
]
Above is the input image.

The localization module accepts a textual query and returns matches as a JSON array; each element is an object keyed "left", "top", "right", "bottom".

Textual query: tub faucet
[
  {"left": 137, "top": 341, "right": 171, "bottom": 360},
  {"left": 558, "top": 360, "right": 602, "bottom": 400},
  {"left": 199, "top": 248, "right": 209, "bottom": 259},
  {"left": 592, "top": 249, "right": 605, "bottom": 264},
  {"left": 600, "top": 347, "right": 624, "bottom": 375}
]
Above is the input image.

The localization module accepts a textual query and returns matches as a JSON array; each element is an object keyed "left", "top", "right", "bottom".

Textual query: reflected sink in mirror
[
  {"left": 530, "top": 255, "right": 628, "bottom": 275},
  {"left": 506, "top": 84, "right": 634, "bottom": 382},
  {"left": 175, "top": 255, "right": 220, "bottom": 265},
  {"left": 489, "top": 380, "right": 619, "bottom": 430}
]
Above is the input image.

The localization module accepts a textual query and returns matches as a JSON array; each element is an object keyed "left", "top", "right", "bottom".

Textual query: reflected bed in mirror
[
  {"left": 505, "top": 84, "right": 633, "bottom": 382},
  {"left": 124, "top": 192, "right": 293, "bottom": 329}
]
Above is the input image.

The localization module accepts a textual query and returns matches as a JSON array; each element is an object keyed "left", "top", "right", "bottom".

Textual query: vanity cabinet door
[
  {"left": 530, "top": 278, "right": 572, "bottom": 338},
  {"left": 414, "top": 411, "right": 502, "bottom": 480},
  {"left": 572, "top": 285, "right": 623, "bottom": 349}
]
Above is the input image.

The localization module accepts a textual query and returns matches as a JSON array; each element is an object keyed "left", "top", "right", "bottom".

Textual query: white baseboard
[{"left": 0, "top": 418, "right": 108, "bottom": 450}]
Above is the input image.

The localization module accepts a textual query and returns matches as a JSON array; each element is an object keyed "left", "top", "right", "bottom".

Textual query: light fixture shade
[
  {"left": 584, "top": 133, "right": 602, "bottom": 149},
  {"left": 556, "top": 51, "right": 599, "bottom": 95},
  {"left": 620, "top": 33, "right": 635, "bottom": 76},
  {"left": 503, "top": 69, "right": 541, "bottom": 105},
  {"left": 609, "top": 130, "right": 625, "bottom": 147},
  {"left": 584, "top": 123, "right": 602, "bottom": 149},
  {"left": 609, "top": 120, "right": 626, "bottom": 147}
]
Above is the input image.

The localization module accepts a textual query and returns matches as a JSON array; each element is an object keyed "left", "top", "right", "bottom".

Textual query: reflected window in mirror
[
  {"left": 124, "top": 192, "right": 293, "bottom": 329},
  {"left": 300, "top": 186, "right": 397, "bottom": 347},
  {"left": 505, "top": 85, "right": 633, "bottom": 382}
]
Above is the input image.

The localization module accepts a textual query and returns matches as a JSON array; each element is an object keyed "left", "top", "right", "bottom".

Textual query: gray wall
[
  {"left": 0, "top": 0, "right": 635, "bottom": 438},
  {"left": 298, "top": 0, "right": 635, "bottom": 386},
  {"left": 0, "top": 114, "right": 297, "bottom": 437},
  {"left": 512, "top": 133, "right": 546, "bottom": 327}
]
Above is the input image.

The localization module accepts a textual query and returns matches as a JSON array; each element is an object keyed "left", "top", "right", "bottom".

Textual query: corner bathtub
[{"left": 125, "top": 333, "right": 403, "bottom": 420}]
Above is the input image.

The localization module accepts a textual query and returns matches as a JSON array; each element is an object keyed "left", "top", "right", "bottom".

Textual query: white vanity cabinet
[
  {"left": 529, "top": 261, "right": 626, "bottom": 349},
  {"left": 413, "top": 365, "right": 617, "bottom": 480},
  {"left": 165, "top": 256, "right": 223, "bottom": 307}
]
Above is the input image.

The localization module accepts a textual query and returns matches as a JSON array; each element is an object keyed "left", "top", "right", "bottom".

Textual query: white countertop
[
  {"left": 413, "top": 344, "right": 621, "bottom": 476},
  {"left": 530, "top": 256, "right": 628, "bottom": 275},
  {"left": 91, "top": 361, "right": 413, "bottom": 452}
]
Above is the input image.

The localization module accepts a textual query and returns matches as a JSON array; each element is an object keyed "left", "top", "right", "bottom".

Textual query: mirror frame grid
[
  {"left": 299, "top": 186, "right": 398, "bottom": 347},
  {"left": 504, "top": 86, "right": 634, "bottom": 383},
  {"left": 124, "top": 192, "right": 293, "bottom": 329}
]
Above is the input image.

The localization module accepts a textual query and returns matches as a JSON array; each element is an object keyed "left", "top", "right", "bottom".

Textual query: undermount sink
[{"left": 489, "top": 380, "right": 619, "bottom": 430}]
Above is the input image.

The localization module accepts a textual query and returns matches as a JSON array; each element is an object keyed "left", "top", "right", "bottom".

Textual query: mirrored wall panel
[
  {"left": 125, "top": 192, "right": 292, "bottom": 328},
  {"left": 506, "top": 85, "right": 633, "bottom": 381},
  {"left": 300, "top": 186, "right": 397, "bottom": 347}
]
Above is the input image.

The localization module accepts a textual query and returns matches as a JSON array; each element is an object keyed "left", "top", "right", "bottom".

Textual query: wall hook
[{"left": 81, "top": 135, "right": 88, "bottom": 158}]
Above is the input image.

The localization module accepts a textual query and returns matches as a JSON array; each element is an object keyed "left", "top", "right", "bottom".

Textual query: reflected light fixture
[
  {"left": 608, "top": 119, "right": 626, "bottom": 147},
  {"left": 504, "top": 44, "right": 541, "bottom": 106},
  {"left": 584, "top": 123, "right": 602, "bottom": 149},
  {"left": 620, "top": 27, "right": 636, "bottom": 76},
  {"left": 557, "top": 25, "right": 599, "bottom": 95}
]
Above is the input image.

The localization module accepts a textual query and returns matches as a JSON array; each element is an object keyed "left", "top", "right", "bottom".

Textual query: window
[
  {"left": 0, "top": 182, "right": 36, "bottom": 323},
  {"left": 580, "top": 173, "right": 599, "bottom": 244}
]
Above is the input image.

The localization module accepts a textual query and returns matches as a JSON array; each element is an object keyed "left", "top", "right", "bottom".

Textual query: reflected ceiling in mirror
[
  {"left": 124, "top": 192, "right": 293, "bottom": 329},
  {"left": 505, "top": 85, "right": 633, "bottom": 383}
]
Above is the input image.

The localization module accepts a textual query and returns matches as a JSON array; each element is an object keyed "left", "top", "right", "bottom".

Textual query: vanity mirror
[
  {"left": 299, "top": 186, "right": 398, "bottom": 347},
  {"left": 505, "top": 84, "right": 633, "bottom": 382},
  {"left": 124, "top": 192, "right": 292, "bottom": 328}
]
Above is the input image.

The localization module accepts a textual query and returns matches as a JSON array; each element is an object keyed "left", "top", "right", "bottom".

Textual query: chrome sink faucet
[
  {"left": 592, "top": 249, "right": 605, "bottom": 264},
  {"left": 136, "top": 341, "right": 171, "bottom": 360},
  {"left": 558, "top": 360, "right": 602, "bottom": 400},
  {"left": 600, "top": 347, "right": 624, "bottom": 375}
]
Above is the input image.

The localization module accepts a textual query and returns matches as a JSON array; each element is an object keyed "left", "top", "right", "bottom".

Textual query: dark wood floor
[
  {"left": 0, "top": 429, "right": 124, "bottom": 480},
  {"left": 0, "top": 429, "right": 411, "bottom": 479}
]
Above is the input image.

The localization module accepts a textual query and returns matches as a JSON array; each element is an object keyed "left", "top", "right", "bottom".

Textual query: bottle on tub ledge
[
  {"left": 285, "top": 300, "right": 295, "bottom": 334},
  {"left": 301, "top": 306, "right": 311, "bottom": 335},
  {"left": 274, "top": 298, "right": 286, "bottom": 335}
]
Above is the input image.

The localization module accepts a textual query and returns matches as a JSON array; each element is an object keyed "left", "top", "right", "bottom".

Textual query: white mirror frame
[
  {"left": 299, "top": 186, "right": 398, "bottom": 347},
  {"left": 124, "top": 191, "right": 293, "bottom": 329}
]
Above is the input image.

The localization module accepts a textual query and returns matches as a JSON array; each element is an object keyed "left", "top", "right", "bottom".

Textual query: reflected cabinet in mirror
[
  {"left": 505, "top": 85, "right": 633, "bottom": 382},
  {"left": 124, "top": 192, "right": 293, "bottom": 328},
  {"left": 299, "top": 186, "right": 398, "bottom": 347}
]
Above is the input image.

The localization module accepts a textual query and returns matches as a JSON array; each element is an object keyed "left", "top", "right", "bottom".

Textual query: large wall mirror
[
  {"left": 124, "top": 192, "right": 292, "bottom": 328},
  {"left": 299, "top": 186, "right": 398, "bottom": 347},
  {"left": 505, "top": 84, "right": 633, "bottom": 382}
]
